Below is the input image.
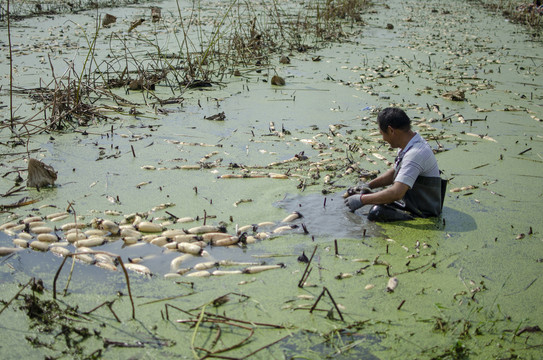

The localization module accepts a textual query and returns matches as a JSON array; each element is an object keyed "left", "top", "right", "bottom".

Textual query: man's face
[{"left": 380, "top": 126, "right": 395, "bottom": 147}]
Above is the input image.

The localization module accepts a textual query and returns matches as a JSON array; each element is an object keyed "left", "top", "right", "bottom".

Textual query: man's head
[
  {"left": 377, "top": 107, "right": 411, "bottom": 132},
  {"left": 377, "top": 107, "right": 413, "bottom": 148}
]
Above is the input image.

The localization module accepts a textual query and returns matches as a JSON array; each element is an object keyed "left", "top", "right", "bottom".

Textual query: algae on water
[{"left": 1, "top": 0, "right": 542, "bottom": 358}]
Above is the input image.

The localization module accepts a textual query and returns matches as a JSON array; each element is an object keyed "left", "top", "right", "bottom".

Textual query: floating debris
[
  {"left": 297, "top": 251, "right": 309, "bottom": 263},
  {"left": 151, "top": 6, "right": 161, "bottom": 22},
  {"left": 124, "top": 263, "right": 151, "bottom": 275},
  {"left": 271, "top": 75, "right": 285, "bottom": 86},
  {"left": 441, "top": 89, "right": 465, "bottom": 101},
  {"left": 128, "top": 18, "right": 145, "bottom": 32},
  {"left": 204, "top": 111, "right": 226, "bottom": 121},
  {"left": 27, "top": 159, "right": 57, "bottom": 188},
  {"left": 243, "top": 264, "right": 284, "bottom": 274},
  {"left": 281, "top": 211, "right": 303, "bottom": 223},
  {"left": 234, "top": 199, "right": 253, "bottom": 207},
  {"left": 102, "top": 13, "right": 117, "bottom": 27},
  {"left": 386, "top": 277, "right": 398, "bottom": 292},
  {"left": 0, "top": 247, "right": 22, "bottom": 256}
]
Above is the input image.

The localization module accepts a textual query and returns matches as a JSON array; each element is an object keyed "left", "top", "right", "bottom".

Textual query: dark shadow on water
[
  {"left": 275, "top": 191, "right": 383, "bottom": 239},
  {"left": 440, "top": 206, "right": 477, "bottom": 232}
]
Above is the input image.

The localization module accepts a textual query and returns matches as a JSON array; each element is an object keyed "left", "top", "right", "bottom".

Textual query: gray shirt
[{"left": 393, "top": 132, "right": 440, "bottom": 188}]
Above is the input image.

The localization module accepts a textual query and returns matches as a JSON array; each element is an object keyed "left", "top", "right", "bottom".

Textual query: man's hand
[
  {"left": 345, "top": 183, "right": 373, "bottom": 197},
  {"left": 344, "top": 194, "right": 364, "bottom": 212}
]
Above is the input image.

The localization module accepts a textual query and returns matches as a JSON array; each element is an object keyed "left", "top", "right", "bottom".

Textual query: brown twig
[
  {"left": 178, "top": 318, "right": 255, "bottom": 358},
  {"left": 52, "top": 255, "right": 70, "bottom": 300},
  {"left": 309, "top": 287, "right": 344, "bottom": 321},
  {"left": 116, "top": 255, "right": 136, "bottom": 319},
  {"left": 240, "top": 334, "right": 289, "bottom": 359},
  {"left": 209, "top": 324, "right": 222, "bottom": 350},
  {"left": 107, "top": 301, "right": 121, "bottom": 323},
  {"left": 202, "top": 312, "right": 286, "bottom": 329},
  {"left": 83, "top": 300, "right": 115, "bottom": 315},
  {"left": 298, "top": 245, "right": 317, "bottom": 288},
  {"left": 52, "top": 251, "right": 136, "bottom": 320},
  {"left": 7, "top": 0, "right": 14, "bottom": 132},
  {"left": 103, "top": 339, "right": 144, "bottom": 348},
  {"left": 1, "top": 185, "right": 25, "bottom": 198},
  {"left": 324, "top": 287, "right": 344, "bottom": 321},
  {"left": 164, "top": 303, "right": 193, "bottom": 321},
  {"left": 309, "top": 288, "right": 326, "bottom": 314}
]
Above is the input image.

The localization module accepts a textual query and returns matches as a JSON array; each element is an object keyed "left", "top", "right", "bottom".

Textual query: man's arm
[
  {"left": 368, "top": 169, "right": 395, "bottom": 189},
  {"left": 361, "top": 181, "right": 409, "bottom": 205},
  {"left": 344, "top": 180, "right": 409, "bottom": 212}
]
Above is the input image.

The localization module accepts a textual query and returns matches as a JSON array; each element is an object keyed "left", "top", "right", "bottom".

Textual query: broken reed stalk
[
  {"left": 324, "top": 287, "right": 344, "bottom": 321},
  {"left": 209, "top": 323, "right": 222, "bottom": 351},
  {"left": 141, "top": 292, "right": 197, "bottom": 306},
  {"left": 52, "top": 251, "right": 136, "bottom": 320},
  {"left": 83, "top": 299, "right": 115, "bottom": 315},
  {"left": 63, "top": 201, "right": 78, "bottom": 296},
  {"left": 309, "top": 286, "right": 344, "bottom": 321},
  {"left": 164, "top": 303, "right": 192, "bottom": 321},
  {"left": 83, "top": 300, "right": 121, "bottom": 322},
  {"left": 72, "top": 20, "right": 101, "bottom": 104},
  {"left": 191, "top": 305, "right": 207, "bottom": 359},
  {"left": 7, "top": 0, "right": 14, "bottom": 133},
  {"left": 309, "top": 288, "right": 326, "bottom": 314},
  {"left": 174, "top": 0, "right": 192, "bottom": 71},
  {"left": 107, "top": 301, "right": 121, "bottom": 322},
  {"left": 116, "top": 257, "right": 136, "bottom": 319},
  {"left": 196, "top": 326, "right": 255, "bottom": 357},
  {"left": 198, "top": 0, "right": 239, "bottom": 78},
  {"left": 240, "top": 334, "right": 290, "bottom": 359},
  {"left": 202, "top": 312, "right": 286, "bottom": 329},
  {"left": 181, "top": 317, "right": 255, "bottom": 358},
  {"left": 173, "top": 304, "right": 288, "bottom": 357},
  {"left": 298, "top": 245, "right": 318, "bottom": 287},
  {"left": 63, "top": 256, "right": 77, "bottom": 296}
]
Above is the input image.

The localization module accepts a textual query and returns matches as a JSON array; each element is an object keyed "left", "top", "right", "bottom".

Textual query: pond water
[{"left": 1, "top": 0, "right": 542, "bottom": 358}]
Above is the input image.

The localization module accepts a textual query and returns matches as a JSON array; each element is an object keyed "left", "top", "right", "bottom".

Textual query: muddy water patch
[{"left": 276, "top": 191, "right": 382, "bottom": 239}]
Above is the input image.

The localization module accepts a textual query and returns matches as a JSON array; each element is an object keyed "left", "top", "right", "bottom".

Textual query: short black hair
[{"left": 377, "top": 107, "right": 411, "bottom": 132}]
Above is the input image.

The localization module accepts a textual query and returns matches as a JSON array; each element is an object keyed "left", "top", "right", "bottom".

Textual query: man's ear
[{"left": 387, "top": 125, "right": 394, "bottom": 135}]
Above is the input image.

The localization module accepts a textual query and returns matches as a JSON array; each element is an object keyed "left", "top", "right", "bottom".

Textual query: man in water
[{"left": 344, "top": 107, "right": 445, "bottom": 222}]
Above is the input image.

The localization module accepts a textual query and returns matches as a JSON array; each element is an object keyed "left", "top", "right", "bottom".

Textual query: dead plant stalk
[{"left": 7, "top": 0, "right": 14, "bottom": 132}]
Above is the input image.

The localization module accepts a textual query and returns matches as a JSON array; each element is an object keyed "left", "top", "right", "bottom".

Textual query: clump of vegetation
[
  {"left": 0, "top": 0, "right": 151, "bottom": 19},
  {"left": 320, "top": 0, "right": 366, "bottom": 22},
  {"left": 2, "top": 0, "right": 371, "bottom": 137},
  {"left": 0, "top": 278, "right": 100, "bottom": 358},
  {"left": 474, "top": 0, "right": 542, "bottom": 31}
]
